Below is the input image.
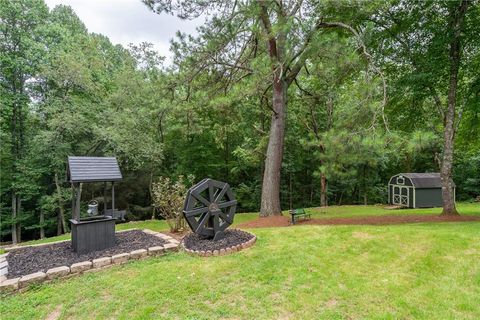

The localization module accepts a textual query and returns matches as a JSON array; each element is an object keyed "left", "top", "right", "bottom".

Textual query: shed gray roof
[
  {"left": 68, "top": 156, "right": 122, "bottom": 183},
  {"left": 393, "top": 173, "right": 455, "bottom": 189}
]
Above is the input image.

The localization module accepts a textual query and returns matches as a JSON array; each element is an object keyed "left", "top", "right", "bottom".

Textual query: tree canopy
[{"left": 1, "top": 0, "right": 479, "bottom": 243}]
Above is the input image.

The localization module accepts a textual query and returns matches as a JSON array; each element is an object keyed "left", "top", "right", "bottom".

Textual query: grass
[
  {"left": 6, "top": 202, "right": 479, "bottom": 248},
  {"left": 1, "top": 203, "right": 480, "bottom": 319},
  {"left": 1, "top": 221, "right": 480, "bottom": 319},
  {"left": 307, "top": 202, "right": 480, "bottom": 219}
]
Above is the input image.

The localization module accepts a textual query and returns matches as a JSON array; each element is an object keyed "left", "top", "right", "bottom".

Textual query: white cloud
[{"left": 44, "top": 0, "right": 202, "bottom": 63}]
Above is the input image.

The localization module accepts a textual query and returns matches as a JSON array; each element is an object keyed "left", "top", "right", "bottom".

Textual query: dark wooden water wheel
[{"left": 183, "top": 178, "right": 237, "bottom": 241}]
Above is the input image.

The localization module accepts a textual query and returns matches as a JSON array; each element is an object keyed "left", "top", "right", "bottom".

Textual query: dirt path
[{"left": 237, "top": 214, "right": 480, "bottom": 228}]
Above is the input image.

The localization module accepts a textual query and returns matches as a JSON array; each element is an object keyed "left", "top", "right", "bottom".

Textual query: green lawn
[
  {"left": 2, "top": 203, "right": 480, "bottom": 319},
  {"left": 2, "top": 220, "right": 480, "bottom": 319},
  {"left": 5, "top": 202, "right": 479, "bottom": 249},
  {"left": 307, "top": 202, "right": 480, "bottom": 218}
]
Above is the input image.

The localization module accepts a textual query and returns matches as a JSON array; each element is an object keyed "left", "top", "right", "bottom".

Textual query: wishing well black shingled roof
[{"left": 68, "top": 156, "right": 122, "bottom": 183}]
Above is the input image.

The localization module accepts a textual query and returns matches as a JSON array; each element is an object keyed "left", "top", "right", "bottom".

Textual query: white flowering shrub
[{"left": 152, "top": 175, "right": 194, "bottom": 232}]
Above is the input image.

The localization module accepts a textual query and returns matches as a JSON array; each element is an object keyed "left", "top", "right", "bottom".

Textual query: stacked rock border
[
  {"left": 0, "top": 229, "right": 179, "bottom": 293},
  {"left": 183, "top": 232, "right": 257, "bottom": 257}
]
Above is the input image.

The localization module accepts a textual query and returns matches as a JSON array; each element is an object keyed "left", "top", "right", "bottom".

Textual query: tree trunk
[
  {"left": 441, "top": 0, "right": 468, "bottom": 215},
  {"left": 11, "top": 194, "right": 17, "bottom": 245},
  {"left": 150, "top": 170, "right": 155, "bottom": 220},
  {"left": 224, "top": 125, "right": 230, "bottom": 181},
  {"left": 55, "top": 172, "right": 67, "bottom": 234},
  {"left": 320, "top": 172, "right": 327, "bottom": 207},
  {"left": 57, "top": 211, "right": 62, "bottom": 235},
  {"left": 363, "top": 166, "right": 368, "bottom": 206},
  {"left": 319, "top": 96, "right": 333, "bottom": 207},
  {"left": 40, "top": 208, "right": 45, "bottom": 239},
  {"left": 16, "top": 197, "right": 21, "bottom": 243},
  {"left": 260, "top": 74, "right": 287, "bottom": 216},
  {"left": 258, "top": 1, "right": 288, "bottom": 216},
  {"left": 289, "top": 171, "right": 293, "bottom": 209}
]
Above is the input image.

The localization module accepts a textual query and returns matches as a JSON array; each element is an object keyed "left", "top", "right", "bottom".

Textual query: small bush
[{"left": 151, "top": 175, "right": 194, "bottom": 232}]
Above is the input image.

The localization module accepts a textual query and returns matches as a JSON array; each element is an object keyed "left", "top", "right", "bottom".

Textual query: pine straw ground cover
[{"left": 1, "top": 207, "right": 480, "bottom": 319}]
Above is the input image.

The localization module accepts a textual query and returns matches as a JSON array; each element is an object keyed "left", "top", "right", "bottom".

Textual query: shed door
[{"left": 393, "top": 186, "right": 409, "bottom": 207}]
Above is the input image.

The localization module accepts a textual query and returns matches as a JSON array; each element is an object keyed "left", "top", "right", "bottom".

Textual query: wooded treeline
[{"left": 1, "top": 0, "right": 479, "bottom": 243}]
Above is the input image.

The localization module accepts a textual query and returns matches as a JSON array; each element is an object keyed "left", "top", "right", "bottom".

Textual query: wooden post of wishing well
[
  {"left": 111, "top": 182, "right": 115, "bottom": 216},
  {"left": 104, "top": 181, "right": 107, "bottom": 214}
]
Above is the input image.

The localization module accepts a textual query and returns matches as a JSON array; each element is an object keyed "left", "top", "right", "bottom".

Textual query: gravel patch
[
  {"left": 6, "top": 230, "right": 166, "bottom": 279},
  {"left": 183, "top": 229, "right": 254, "bottom": 251}
]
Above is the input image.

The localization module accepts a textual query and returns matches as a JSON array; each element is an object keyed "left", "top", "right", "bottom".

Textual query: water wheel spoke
[
  {"left": 218, "top": 211, "right": 232, "bottom": 224},
  {"left": 217, "top": 200, "right": 236, "bottom": 209},
  {"left": 214, "top": 184, "right": 229, "bottom": 203},
  {"left": 191, "top": 191, "right": 210, "bottom": 206},
  {"left": 195, "top": 211, "right": 211, "bottom": 234},
  {"left": 208, "top": 184, "right": 216, "bottom": 202},
  {"left": 184, "top": 206, "right": 208, "bottom": 218}
]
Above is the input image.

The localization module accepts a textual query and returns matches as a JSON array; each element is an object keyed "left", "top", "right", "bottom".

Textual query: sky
[{"left": 44, "top": 0, "right": 203, "bottom": 63}]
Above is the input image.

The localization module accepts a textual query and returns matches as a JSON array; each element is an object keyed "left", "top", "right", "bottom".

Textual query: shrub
[{"left": 151, "top": 175, "right": 194, "bottom": 232}]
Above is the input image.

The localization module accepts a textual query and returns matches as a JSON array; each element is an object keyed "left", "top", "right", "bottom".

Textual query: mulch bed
[
  {"left": 6, "top": 230, "right": 166, "bottom": 279},
  {"left": 238, "top": 214, "right": 480, "bottom": 228},
  {"left": 238, "top": 215, "right": 291, "bottom": 228},
  {"left": 302, "top": 214, "right": 480, "bottom": 225},
  {"left": 183, "top": 229, "right": 255, "bottom": 252}
]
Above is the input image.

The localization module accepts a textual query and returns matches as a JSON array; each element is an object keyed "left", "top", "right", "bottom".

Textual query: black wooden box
[{"left": 70, "top": 216, "right": 116, "bottom": 253}]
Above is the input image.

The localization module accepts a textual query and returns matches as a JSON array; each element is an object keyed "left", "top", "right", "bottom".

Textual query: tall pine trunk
[
  {"left": 441, "top": 0, "right": 468, "bottom": 215},
  {"left": 258, "top": 2, "right": 287, "bottom": 217},
  {"left": 260, "top": 74, "right": 287, "bottom": 216}
]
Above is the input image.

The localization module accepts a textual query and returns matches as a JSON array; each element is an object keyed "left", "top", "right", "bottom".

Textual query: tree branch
[
  {"left": 317, "top": 21, "right": 390, "bottom": 133},
  {"left": 258, "top": 0, "right": 278, "bottom": 61},
  {"left": 429, "top": 86, "right": 445, "bottom": 120}
]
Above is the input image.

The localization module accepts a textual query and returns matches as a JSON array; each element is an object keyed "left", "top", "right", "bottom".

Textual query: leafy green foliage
[
  {"left": 0, "top": 0, "right": 479, "bottom": 242},
  {"left": 151, "top": 175, "right": 194, "bottom": 232}
]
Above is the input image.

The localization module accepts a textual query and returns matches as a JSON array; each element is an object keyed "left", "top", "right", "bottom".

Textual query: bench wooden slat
[{"left": 289, "top": 208, "right": 310, "bottom": 225}]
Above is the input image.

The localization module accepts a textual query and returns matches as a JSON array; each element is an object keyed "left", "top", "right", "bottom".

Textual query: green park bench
[{"left": 289, "top": 208, "right": 311, "bottom": 225}]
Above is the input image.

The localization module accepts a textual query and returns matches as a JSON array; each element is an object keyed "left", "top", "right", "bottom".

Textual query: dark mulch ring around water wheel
[
  {"left": 6, "top": 230, "right": 166, "bottom": 279},
  {"left": 182, "top": 229, "right": 256, "bottom": 257}
]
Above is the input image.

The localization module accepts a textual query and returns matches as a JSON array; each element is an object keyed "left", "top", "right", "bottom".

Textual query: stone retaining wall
[{"left": 183, "top": 235, "right": 256, "bottom": 257}]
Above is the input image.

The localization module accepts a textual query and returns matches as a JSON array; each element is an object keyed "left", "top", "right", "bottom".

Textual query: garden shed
[{"left": 388, "top": 173, "right": 455, "bottom": 208}]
